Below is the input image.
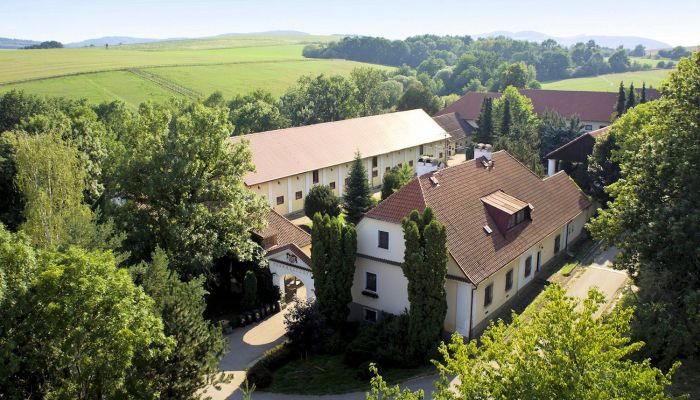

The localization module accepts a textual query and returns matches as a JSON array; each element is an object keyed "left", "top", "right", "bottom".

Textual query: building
[
  {"left": 230, "top": 109, "right": 450, "bottom": 216},
  {"left": 350, "top": 149, "right": 594, "bottom": 337},
  {"left": 431, "top": 111, "right": 475, "bottom": 156},
  {"left": 436, "top": 89, "right": 660, "bottom": 132},
  {"left": 545, "top": 126, "right": 610, "bottom": 176}
]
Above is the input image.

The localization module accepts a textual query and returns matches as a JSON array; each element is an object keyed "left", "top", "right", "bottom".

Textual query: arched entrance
[{"left": 267, "top": 245, "right": 315, "bottom": 304}]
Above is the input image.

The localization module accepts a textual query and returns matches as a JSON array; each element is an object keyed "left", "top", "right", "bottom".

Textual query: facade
[
  {"left": 545, "top": 126, "right": 610, "bottom": 176},
  {"left": 230, "top": 109, "right": 450, "bottom": 216},
  {"left": 436, "top": 89, "right": 660, "bottom": 133},
  {"left": 431, "top": 111, "right": 475, "bottom": 156},
  {"left": 350, "top": 150, "right": 594, "bottom": 337}
]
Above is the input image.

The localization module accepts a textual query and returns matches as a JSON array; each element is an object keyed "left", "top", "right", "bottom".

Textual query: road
[{"left": 564, "top": 246, "right": 627, "bottom": 316}]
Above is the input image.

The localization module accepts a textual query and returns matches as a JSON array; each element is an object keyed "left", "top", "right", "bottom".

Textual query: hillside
[
  {"left": 541, "top": 69, "right": 670, "bottom": 92},
  {"left": 475, "top": 31, "right": 671, "bottom": 49},
  {"left": 0, "top": 37, "right": 40, "bottom": 49},
  {"left": 0, "top": 34, "right": 392, "bottom": 107}
]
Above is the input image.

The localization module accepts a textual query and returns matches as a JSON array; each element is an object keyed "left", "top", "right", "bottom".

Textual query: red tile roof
[
  {"left": 254, "top": 209, "right": 311, "bottom": 252},
  {"left": 432, "top": 112, "right": 474, "bottom": 142},
  {"left": 230, "top": 109, "right": 449, "bottom": 185},
  {"left": 365, "top": 151, "right": 591, "bottom": 285},
  {"left": 436, "top": 89, "right": 660, "bottom": 123},
  {"left": 545, "top": 126, "right": 611, "bottom": 162}
]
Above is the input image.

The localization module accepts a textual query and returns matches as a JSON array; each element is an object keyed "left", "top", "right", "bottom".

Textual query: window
[
  {"left": 505, "top": 269, "right": 513, "bottom": 291},
  {"left": 385, "top": 166, "right": 391, "bottom": 172},
  {"left": 599, "top": 125, "right": 607, "bottom": 129},
  {"left": 419, "top": 145, "right": 424, "bottom": 154},
  {"left": 484, "top": 283, "right": 493, "bottom": 307},
  {"left": 584, "top": 124, "right": 593, "bottom": 130},
  {"left": 507, "top": 209, "right": 528, "bottom": 229},
  {"left": 365, "top": 272, "right": 377, "bottom": 292},
  {"left": 295, "top": 191, "right": 303, "bottom": 200},
  {"left": 329, "top": 181, "right": 336, "bottom": 190},
  {"left": 524, "top": 255, "right": 532, "bottom": 277},
  {"left": 554, "top": 235, "right": 561, "bottom": 253},
  {"left": 408, "top": 160, "right": 414, "bottom": 167},
  {"left": 312, "top": 170, "right": 319, "bottom": 184},
  {"left": 364, "top": 308, "right": 378, "bottom": 322},
  {"left": 372, "top": 170, "right": 378, "bottom": 177},
  {"left": 276, "top": 196, "right": 284, "bottom": 205},
  {"left": 378, "top": 231, "right": 389, "bottom": 249},
  {"left": 372, "top": 156, "right": 378, "bottom": 168}
]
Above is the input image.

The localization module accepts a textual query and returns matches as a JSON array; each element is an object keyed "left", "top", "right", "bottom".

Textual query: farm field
[
  {"left": 542, "top": 69, "right": 671, "bottom": 92},
  {"left": 0, "top": 35, "right": 391, "bottom": 107}
]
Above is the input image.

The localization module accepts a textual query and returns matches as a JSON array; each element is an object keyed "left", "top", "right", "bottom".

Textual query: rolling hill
[
  {"left": 475, "top": 31, "right": 671, "bottom": 49},
  {"left": 541, "top": 69, "right": 670, "bottom": 92}
]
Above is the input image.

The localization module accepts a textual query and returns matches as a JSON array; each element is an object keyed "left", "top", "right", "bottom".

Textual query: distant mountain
[
  {"left": 0, "top": 37, "right": 40, "bottom": 49},
  {"left": 475, "top": 31, "right": 671, "bottom": 49},
  {"left": 65, "top": 36, "right": 173, "bottom": 48},
  {"left": 213, "top": 30, "right": 310, "bottom": 37}
]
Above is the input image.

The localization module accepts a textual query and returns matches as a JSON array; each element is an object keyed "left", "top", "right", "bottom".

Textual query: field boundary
[
  {"left": 127, "top": 68, "right": 202, "bottom": 99},
  {"left": 0, "top": 58, "right": 333, "bottom": 86}
]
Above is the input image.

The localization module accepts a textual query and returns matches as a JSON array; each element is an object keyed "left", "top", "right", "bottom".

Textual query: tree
[
  {"left": 9, "top": 132, "right": 93, "bottom": 249},
  {"left": 401, "top": 207, "right": 447, "bottom": 360},
  {"left": 640, "top": 82, "right": 647, "bottom": 103},
  {"left": 343, "top": 152, "right": 372, "bottom": 225},
  {"left": 587, "top": 130, "right": 620, "bottom": 206},
  {"left": 492, "top": 86, "right": 543, "bottom": 174},
  {"left": 243, "top": 269, "right": 258, "bottom": 309},
  {"left": 310, "top": 213, "right": 356, "bottom": 327},
  {"left": 109, "top": 102, "right": 267, "bottom": 278},
  {"left": 369, "top": 285, "right": 678, "bottom": 399},
  {"left": 495, "top": 61, "right": 532, "bottom": 90},
  {"left": 631, "top": 44, "right": 646, "bottom": 57},
  {"left": 539, "top": 111, "right": 584, "bottom": 160},
  {"left": 303, "top": 184, "right": 341, "bottom": 219},
  {"left": 280, "top": 74, "right": 360, "bottom": 126},
  {"left": 625, "top": 82, "right": 636, "bottom": 110},
  {"left": 203, "top": 91, "right": 226, "bottom": 108},
  {"left": 608, "top": 49, "right": 631, "bottom": 72},
  {"left": 350, "top": 67, "right": 393, "bottom": 116},
  {"left": 615, "top": 81, "right": 627, "bottom": 118},
  {"left": 588, "top": 52, "right": 700, "bottom": 364},
  {"left": 499, "top": 98, "right": 511, "bottom": 136},
  {"left": 228, "top": 90, "right": 289, "bottom": 135},
  {"left": 396, "top": 84, "right": 442, "bottom": 114},
  {"left": 138, "top": 248, "right": 230, "bottom": 399},
  {"left": 0, "top": 244, "right": 171, "bottom": 399},
  {"left": 381, "top": 164, "right": 414, "bottom": 200},
  {"left": 475, "top": 97, "right": 494, "bottom": 143}
]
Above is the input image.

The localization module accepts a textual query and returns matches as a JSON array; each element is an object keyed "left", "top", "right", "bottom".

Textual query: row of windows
[{"left": 483, "top": 234, "right": 561, "bottom": 307}]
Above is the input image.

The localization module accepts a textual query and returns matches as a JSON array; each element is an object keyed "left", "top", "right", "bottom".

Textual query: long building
[
  {"left": 436, "top": 88, "right": 660, "bottom": 132},
  {"left": 230, "top": 109, "right": 450, "bottom": 216}
]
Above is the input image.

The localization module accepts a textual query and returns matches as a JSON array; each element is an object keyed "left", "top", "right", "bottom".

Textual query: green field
[
  {"left": 542, "top": 69, "right": 671, "bottom": 92},
  {"left": 0, "top": 35, "right": 391, "bottom": 107}
]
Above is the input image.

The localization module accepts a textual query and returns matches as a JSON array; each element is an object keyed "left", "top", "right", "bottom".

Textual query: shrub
[
  {"left": 304, "top": 185, "right": 341, "bottom": 219},
  {"left": 356, "top": 361, "right": 378, "bottom": 380},
  {"left": 242, "top": 270, "right": 258, "bottom": 309},
  {"left": 284, "top": 298, "right": 330, "bottom": 356},
  {"left": 344, "top": 312, "right": 415, "bottom": 368},
  {"left": 246, "top": 364, "right": 272, "bottom": 388},
  {"left": 245, "top": 342, "right": 294, "bottom": 388}
]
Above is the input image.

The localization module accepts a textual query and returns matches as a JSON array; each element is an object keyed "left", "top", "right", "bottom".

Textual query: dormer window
[{"left": 481, "top": 190, "right": 531, "bottom": 235}]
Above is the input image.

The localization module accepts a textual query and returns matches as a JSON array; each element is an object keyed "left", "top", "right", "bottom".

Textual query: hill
[
  {"left": 475, "top": 31, "right": 671, "bottom": 49},
  {"left": 0, "top": 34, "right": 390, "bottom": 107},
  {"left": 541, "top": 69, "right": 670, "bottom": 92},
  {"left": 65, "top": 36, "right": 168, "bottom": 48},
  {"left": 0, "top": 37, "right": 40, "bottom": 49}
]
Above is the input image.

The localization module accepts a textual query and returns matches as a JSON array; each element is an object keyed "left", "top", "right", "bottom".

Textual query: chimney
[{"left": 473, "top": 143, "right": 493, "bottom": 161}]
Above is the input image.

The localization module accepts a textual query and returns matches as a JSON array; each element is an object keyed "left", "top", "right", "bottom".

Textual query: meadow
[
  {"left": 541, "top": 69, "right": 670, "bottom": 92},
  {"left": 0, "top": 35, "right": 391, "bottom": 107}
]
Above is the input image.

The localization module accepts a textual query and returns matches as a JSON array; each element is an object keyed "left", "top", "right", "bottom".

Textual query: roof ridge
[{"left": 269, "top": 208, "right": 311, "bottom": 240}]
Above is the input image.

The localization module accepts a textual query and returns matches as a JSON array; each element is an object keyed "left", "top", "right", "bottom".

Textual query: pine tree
[
  {"left": 625, "top": 83, "right": 636, "bottom": 111},
  {"left": 476, "top": 97, "right": 494, "bottom": 143},
  {"left": 343, "top": 151, "right": 372, "bottom": 225},
  {"left": 640, "top": 82, "right": 647, "bottom": 103},
  {"left": 615, "top": 81, "right": 626, "bottom": 118},
  {"left": 500, "top": 98, "right": 511, "bottom": 136},
  {"left": 401, "top": 207, "right": 448, "bottom": 360}
]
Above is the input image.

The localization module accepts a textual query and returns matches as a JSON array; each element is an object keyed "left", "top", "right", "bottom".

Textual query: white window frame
[
  {"left": 365, "top": 271, "right": 378, "bottom": 294},
  {"left": 363, "top": 307, "right": 378, "bottom": 323}
]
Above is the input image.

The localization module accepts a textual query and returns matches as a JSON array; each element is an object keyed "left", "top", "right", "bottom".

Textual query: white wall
[
  {"left": 352, "top": 256, "right": 410, "bottom": 315},
  {"left": 356, "top": 217, "right": 405, "bottom": 263}
]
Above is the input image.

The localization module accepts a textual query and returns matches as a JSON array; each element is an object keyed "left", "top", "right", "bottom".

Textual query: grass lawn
[
  {"left": 265, "top": 354, "right": 435, "bottom": 395},
  {"left": 542, "top": 69, "right": 671, "bottom": 92}
]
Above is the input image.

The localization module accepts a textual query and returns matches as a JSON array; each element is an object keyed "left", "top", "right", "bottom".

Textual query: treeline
[
  {"left": 304, "top": 35, "right": 671, "bottom": 95},
  {"left": 22, "top": 40, "right": 63, "bottom": 49}
]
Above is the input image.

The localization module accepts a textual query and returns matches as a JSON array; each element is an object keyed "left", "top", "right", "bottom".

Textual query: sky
[{"left": 1, "top": 0, "right": 698, "bottom": 46}]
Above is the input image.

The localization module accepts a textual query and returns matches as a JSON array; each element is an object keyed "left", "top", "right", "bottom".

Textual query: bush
[
  {"left": 242, "top": 270, "right": 257, "bottom": 309},
  {"left": 246, "top": 364, "right": 273, "bottom": 388},
  {"left": 356, "top": 361, "right": 378, "bottom": 380},
  {"left": 245, "top": 342, "right": 295, "bottom": 388},
  {"left": 304, "top": 185, "right": 341, "bottom": 219},
  {"left": 344, "top": 312, "right": 415, "bottom": 368},
  {"left": 284, "top": 298, "right": 330, "bottom": 356}
]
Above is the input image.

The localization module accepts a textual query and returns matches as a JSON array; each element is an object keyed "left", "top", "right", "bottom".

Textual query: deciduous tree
[{"left": 304, "top": 184, "right": 341, "bottom": 219}]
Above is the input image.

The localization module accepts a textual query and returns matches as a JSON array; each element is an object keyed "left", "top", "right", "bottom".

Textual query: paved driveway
[{"left": 565, "top": 246, "right": 628, "bottom": 316}]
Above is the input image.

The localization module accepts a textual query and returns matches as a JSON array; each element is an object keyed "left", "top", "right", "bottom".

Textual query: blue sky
[{"left": 1, "top": 0, "right": 698, "bottom": 46}]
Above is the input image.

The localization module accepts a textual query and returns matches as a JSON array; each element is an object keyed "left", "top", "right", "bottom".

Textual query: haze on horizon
[{"left": 1, "top": 0, "right": 698, "bottom": 47}]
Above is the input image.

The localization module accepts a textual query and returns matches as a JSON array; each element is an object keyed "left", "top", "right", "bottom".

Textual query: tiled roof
[
  {"left": 545, "top": 126, "right": 611, "bottom": 162},
  {"left": 365, "top": 151, "right": 591, "bottom": 285},
  {"left": 436, "top": 89, "right": 660, "bottom": 123},
  {"left": 230, "top": 109, "right": 449, "bottom": 185},
  {"left": 481, "top": 190, "right": 528, "bottom": 214},
  {"left": 432, "top": 112, "right": 474, "bottom": 142},
  {"left": 254, "top": 209, "right": 311, "bottom": 252}
]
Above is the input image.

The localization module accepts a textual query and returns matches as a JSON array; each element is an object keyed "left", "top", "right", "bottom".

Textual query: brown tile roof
[
  {"left": 365, "top": 151, "right": 591, "bottom": 285},
  {"left": 432, "top": 112, "right": 474, "bottom": 142},
  {"left": 254, "top": 209, "right": 311, "bottom": 252},
  {"left": 436, "top": 89, "right": 660, "bottom": 123},
  {"left": 481, "top": 190, "right": 528, "bottom": 214},
  {"left": 230, "top": 109, "right": 449, "bottom": 185},
  {"left": 545, "top": 126, "right": 611, "bottom": 162}
]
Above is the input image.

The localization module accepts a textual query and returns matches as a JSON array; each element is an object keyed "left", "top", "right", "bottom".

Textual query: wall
[
  {"left": 581, "top": 120, "right": 608, "bottom": 131},
  {"left": 356, "top": 217, "right": 406, "bottom": 263},
  {"left": 351, "top": 256, "right": 410, "bottom": 316}
]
